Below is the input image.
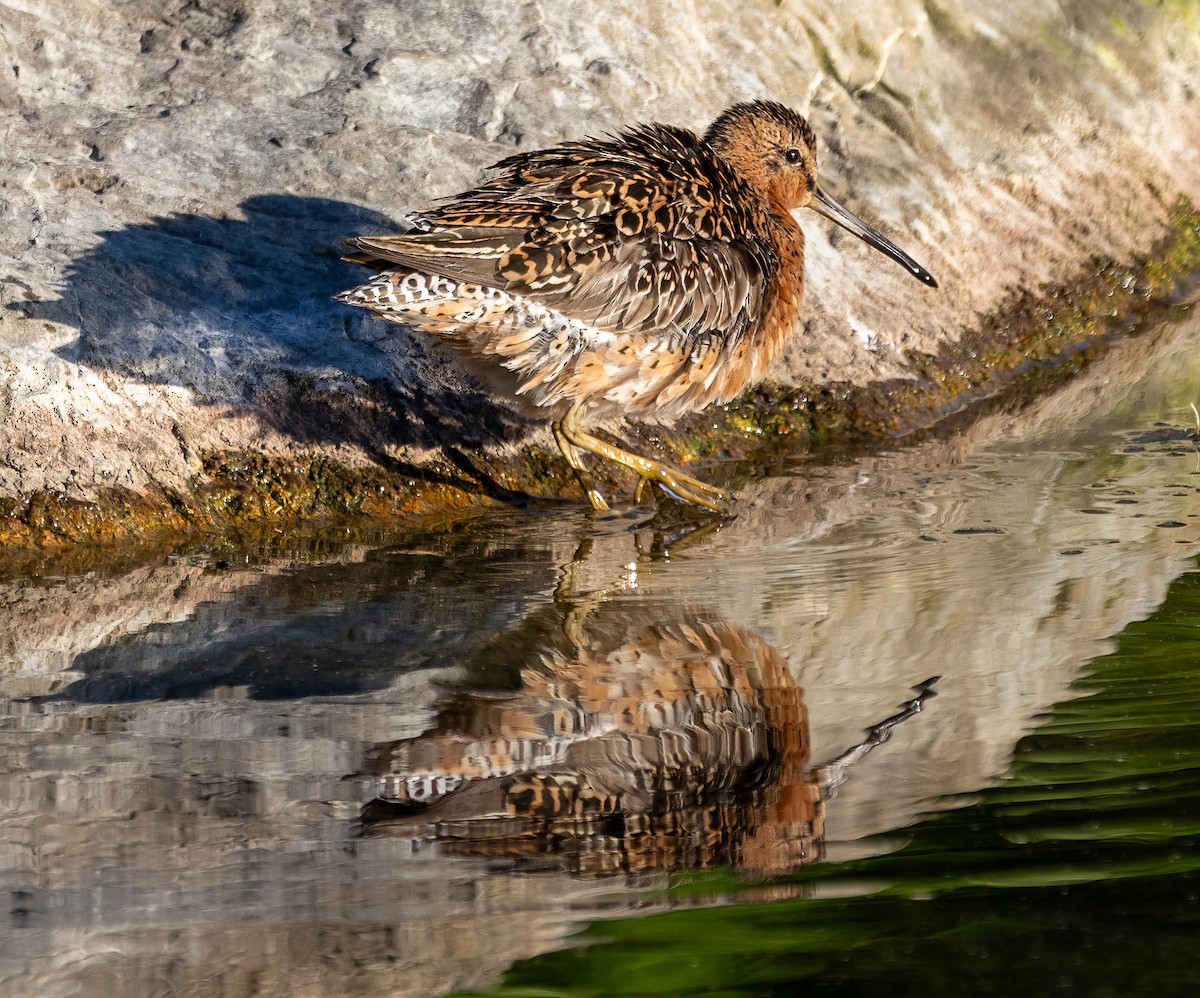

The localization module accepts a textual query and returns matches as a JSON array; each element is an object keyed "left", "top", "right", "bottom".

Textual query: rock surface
[{"left": 0, "top": 0, "right": 1198, "bottom": 512}]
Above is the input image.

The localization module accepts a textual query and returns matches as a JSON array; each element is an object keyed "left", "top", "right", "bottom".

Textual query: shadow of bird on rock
[{"left": 9, "top": 194, "right": 529, "bottom": 475}]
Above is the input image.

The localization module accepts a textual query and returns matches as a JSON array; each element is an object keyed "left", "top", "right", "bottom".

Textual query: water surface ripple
[{"left": 1, "top": 314, "right": 1198, "bottom": 996}]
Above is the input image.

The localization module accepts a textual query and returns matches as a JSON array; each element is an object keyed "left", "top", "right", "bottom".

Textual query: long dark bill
[{"left": 811, "top": 184, "right": 938, "bottom": 288}]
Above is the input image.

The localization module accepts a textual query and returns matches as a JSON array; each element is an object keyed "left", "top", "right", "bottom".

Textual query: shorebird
[{"left": 337, "top": 100, "right": 937, "bottom": 512}]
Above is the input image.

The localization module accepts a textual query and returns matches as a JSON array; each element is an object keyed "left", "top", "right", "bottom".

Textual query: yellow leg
[
  {"left": 552, "top": 415, "right": 609, "bottom": 511},
  {"left": 556, "top": 403, "right": 728, "bottom": 514}
]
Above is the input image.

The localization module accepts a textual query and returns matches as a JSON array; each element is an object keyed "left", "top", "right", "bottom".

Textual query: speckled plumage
[{"left": 338, "top": 100, "right": 936, "bottom": 511}]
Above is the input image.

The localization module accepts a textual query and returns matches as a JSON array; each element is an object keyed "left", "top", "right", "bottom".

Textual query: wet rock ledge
[{"left": 1, "top": 0, "right": 1199, "bottom": 552}]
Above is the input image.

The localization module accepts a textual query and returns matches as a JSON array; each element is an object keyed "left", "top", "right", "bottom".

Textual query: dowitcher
[{"left": 337, "top": 100, "right": 936, "bottom": 512}]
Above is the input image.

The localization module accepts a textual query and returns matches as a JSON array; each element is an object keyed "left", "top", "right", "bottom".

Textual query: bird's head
[
  {"left": 706, "top": 100, "right": 937, "bottom": 288},
  {"left": 705, "top": 100, "right": 819, "bottom": 215}
]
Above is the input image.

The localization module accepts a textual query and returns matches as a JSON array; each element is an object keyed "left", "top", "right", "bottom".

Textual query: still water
[{"left": 1, "top": 310, "right": 1198, "bottom": 996}]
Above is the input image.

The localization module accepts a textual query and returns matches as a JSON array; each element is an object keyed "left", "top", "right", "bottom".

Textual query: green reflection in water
[{"left": 452, "top": 559, "right": 1200, "bottom": 997}]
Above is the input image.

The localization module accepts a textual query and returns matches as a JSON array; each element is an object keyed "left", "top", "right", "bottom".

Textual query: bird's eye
[{"left": 785, "top": 148, "right": 802, "bottom": 164}]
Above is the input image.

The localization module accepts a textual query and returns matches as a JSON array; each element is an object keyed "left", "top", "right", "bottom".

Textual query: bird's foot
[{"left": 636, "top": 469, "right": 729, "bottom": 516}]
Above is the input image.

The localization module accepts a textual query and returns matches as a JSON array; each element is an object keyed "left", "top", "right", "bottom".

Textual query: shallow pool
[{"left": 1, "top": 309, "right": 1197, "bottom": 996}]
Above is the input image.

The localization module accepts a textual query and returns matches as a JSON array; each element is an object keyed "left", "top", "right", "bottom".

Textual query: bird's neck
[{"left": 760, "top": 212, "right": 807, "bottom": 354}]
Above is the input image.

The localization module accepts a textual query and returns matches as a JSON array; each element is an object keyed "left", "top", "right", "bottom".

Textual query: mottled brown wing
[{"left": 344, "top": 124, "right": 775, "bottom": 340}]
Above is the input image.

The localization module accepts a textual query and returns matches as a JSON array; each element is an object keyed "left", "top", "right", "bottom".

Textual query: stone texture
[{"left": 0, "top": 0, "right": 1198, "bottom": 505}]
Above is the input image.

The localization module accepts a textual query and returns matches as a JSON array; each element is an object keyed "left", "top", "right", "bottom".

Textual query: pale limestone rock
[{"left": 1, "top": 0, "right": 1198, "bottom": 500}]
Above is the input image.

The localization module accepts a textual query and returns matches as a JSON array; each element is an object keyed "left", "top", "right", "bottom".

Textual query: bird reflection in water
[{"left": 356, "top": 537, "right": 937, "bottom": 876}]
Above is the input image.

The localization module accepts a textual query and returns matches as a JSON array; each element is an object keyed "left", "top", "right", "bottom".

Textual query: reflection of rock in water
[{"left": 357, "top": 603, "right": 823, "bottom": 876}]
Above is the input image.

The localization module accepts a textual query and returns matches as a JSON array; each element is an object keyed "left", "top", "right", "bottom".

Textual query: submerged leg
[{"left": 557, "top": 403, "right": 727, "bottom": 514}]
